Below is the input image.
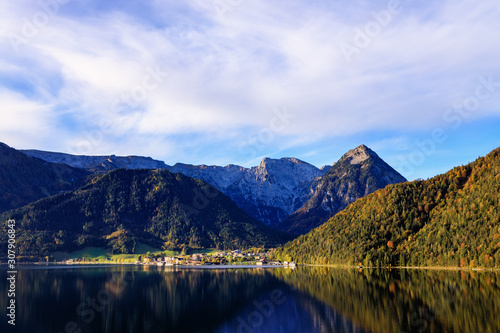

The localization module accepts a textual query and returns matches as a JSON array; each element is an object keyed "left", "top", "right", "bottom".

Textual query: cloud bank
[{"left": 0, "top": 0, "right": 499, "bottom": 175}]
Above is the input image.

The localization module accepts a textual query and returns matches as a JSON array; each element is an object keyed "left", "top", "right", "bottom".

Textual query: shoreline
[
  {"left": 300, "top": 263, "right": 500, "bottom": 272},
  {"left": 3, "top": 262, "right": 499, "bottom": 271},
  {"left": 0, "top": 262, "right": 287, "bottom": 269}
]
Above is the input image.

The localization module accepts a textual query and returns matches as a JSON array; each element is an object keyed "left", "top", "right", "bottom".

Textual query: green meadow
[{"left": 50, "top": 242, "right": 180, "bottom": 262}]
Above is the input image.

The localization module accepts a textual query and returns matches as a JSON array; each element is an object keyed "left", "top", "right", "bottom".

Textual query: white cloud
[
  {"left": 0, "top": 89, "right": 57, "bottom": 148},
  {"left": 0, "top": 0, "right": 499, "bottom": 166}
]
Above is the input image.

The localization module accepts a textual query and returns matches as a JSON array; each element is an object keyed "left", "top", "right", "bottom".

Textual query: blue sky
[{"left": 1, "top": 0, "right": 499, "bottom": 180}]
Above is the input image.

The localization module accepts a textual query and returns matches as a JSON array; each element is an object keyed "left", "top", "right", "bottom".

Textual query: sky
[{"left": 1, "top": 0, "right": 500, "bottom": 180}]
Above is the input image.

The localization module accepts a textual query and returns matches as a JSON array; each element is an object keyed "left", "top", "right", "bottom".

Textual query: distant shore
[
  {"left": 2, "top": 262, "right": 499, "bottom": 271},
  {"left": 0, "top": 262, "right": 288, "bottom": 269},
  {"left": 301, "top": 264, "right": 500, "bottom": 271}
]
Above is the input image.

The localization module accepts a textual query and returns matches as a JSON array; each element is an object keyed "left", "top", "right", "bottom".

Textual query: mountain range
[
  {"left": 18, "top": 144, "right": 406, "bottom": 229},
  {"left": 22, "top": 149, "right": 329, "bottom": 225},
  {"left": 22, "top": 149, "right": 170, "bottom": 173},
  {"left": 277, "top": 145, "right": 407, "bottom": 234},
  {"left": 2, "top": 141, "right": 499, "bottom": 268},
  {"left": 0, "top": 141, "right": 408, "bottom": 258},
  {"left": 171, "top": 157, "right": 328, "bottom": 225}
]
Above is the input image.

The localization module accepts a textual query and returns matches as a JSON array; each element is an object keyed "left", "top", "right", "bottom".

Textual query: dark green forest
[
  {"left": 0, "top": 169, "right": 289, "bottom": 260},
  {"left": 0, "top": 142, "right": 89, "bottom": 213},
  {"left": 275, "top": 147, "right": 500, "bottom": 268}
]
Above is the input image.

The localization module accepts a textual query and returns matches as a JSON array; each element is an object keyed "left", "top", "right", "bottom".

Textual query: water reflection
[
  {"left": 214, "top": 282, "right": 367, "bottom": 333},
  {"left": 0, "top": 266, "right": 498, "bottom": 333},
  {"left": 271, "top": 267, "right": 500, "bottom": 333}
]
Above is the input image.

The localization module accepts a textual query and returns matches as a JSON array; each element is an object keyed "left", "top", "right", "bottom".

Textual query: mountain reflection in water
[{"left": 0, "top": 265, "right": 498, "bottom": 333}]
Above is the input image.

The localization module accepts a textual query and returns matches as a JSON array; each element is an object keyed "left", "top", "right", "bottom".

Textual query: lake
[{"left": 0, "top": 265, "right": 499, "bottom": 333}]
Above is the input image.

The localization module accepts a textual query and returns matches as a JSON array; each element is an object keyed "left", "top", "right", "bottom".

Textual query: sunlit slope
[{"left": 276, "top": 147, "right": 500, "bottom": 268}]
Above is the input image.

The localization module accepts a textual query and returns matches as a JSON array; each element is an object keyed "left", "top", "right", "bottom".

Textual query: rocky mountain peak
[
  {"left": 258, "top": 157, "right": 270, "bottom": 169},
  {"left": 340, "top": 144, "right": 377, "bottom": 165},
  {"left": 320, "top": 165, "right": 331, "bottom": 172},
  {"left": 277, "top": 144, "right": 407, "bottom": 235},
  {"left": 13, "top": 142, "right": 405, "bottom": 230},
  {"left": 257, "top": 157, "right": 309, "bottom": 171}
]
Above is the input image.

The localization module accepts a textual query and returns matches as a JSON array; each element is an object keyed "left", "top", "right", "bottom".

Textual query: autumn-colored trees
[{"left": 275, "top": 147, "right": 500, "bottom": 268}]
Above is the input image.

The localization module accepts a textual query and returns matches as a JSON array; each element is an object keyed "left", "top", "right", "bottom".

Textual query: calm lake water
[{"left": 1, "top": 265, "right": 499, "bottom": 333}]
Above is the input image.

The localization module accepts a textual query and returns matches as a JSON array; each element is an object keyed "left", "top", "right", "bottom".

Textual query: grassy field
[
  {"left": 190, "top": 248, "right": 219, "bottom": 255},
  {"left": 50, "top": 242, "right": 180, "bottom": 262}
]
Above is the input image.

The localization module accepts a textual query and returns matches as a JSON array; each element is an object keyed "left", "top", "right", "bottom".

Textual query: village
[
  {"left": 62, "top": 249, "right": 296, "bottom": 267},
  {"left": 138, "top": 250, "right": 295, "bottom": 267}
]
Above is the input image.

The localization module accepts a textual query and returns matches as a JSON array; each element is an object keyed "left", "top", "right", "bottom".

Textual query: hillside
[
  {"left": 0, "top": 142, "right": 90, "bottom": 213},
  {"left": 275, "top": 147, "right": 500, "bottom": 268},
  {"left": 277, "top": 145, "right": 407, "bottom": 235},
  {"left": 0, "top": 169, "right": 289, "bottom": 259}
]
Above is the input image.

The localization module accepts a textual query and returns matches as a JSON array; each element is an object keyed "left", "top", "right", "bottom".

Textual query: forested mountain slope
[
  {"left": 0, "top": 142, "right": 89, "bottom": 213},
  {"left": 277, "top": 145, "right": 406, "bottom": 235},
  {"left": 275, "top": 147, "right": 500, "bottom": 268},
  {"left": 0, "top": 169, "right": 289, "bottom": 259}
]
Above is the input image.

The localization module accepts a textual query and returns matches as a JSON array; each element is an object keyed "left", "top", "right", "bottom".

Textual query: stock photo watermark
[
  {"left": 72, "top": 65, "right": 168, "bottom": 155},
  {"left": 59, "top": 272, "right": 134, "bottom": 333},
  {"left": 5, "top": 219, "right": 17, "bottom": 326},
  {"left": 236, "top": 288, "right": 287, "bottom": 333},
  {"left": 397, "top": 74, "right": 500, "bottom": 175},
  {"left": 181, "top": 186, "right": 220, "bottom": 218},
  {"left": 339, "top": 0, "right": 402, "bottom": 63},
  {"left": 7, "top": 0, "right": 70, "bottom": 53},
  {"left": 213, "top": 0, "right": 245, "bottom": 20},
  {"left": 237, "top": 106, "right": 295, "bottom": 164},
  {"left": 110, "top": 66, "right": 167, "bottom": 115}
]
